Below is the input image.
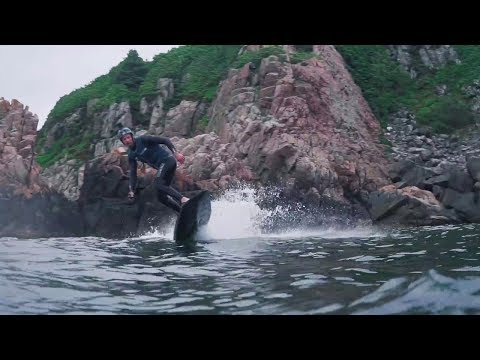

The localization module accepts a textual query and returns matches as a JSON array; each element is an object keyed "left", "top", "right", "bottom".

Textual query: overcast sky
[{"left": 0, "top": 45, "right": 180, "bottom": 129}]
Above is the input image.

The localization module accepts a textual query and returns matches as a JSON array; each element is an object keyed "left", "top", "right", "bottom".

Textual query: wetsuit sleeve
[
  {"left": 128, "top": 154, "right": 138, "bottom": 191},
  {"left": 141, "top": 135, "right": 177, "bottom": 154}
]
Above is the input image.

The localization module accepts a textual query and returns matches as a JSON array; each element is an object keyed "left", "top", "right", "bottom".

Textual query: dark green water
[{"left": 2, "top": 224, "right": 480, "bottom": 315}]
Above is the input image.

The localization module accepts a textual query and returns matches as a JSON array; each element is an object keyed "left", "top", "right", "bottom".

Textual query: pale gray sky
[{"left": 0, "top": 45, "right": 180, "bottom": 129}]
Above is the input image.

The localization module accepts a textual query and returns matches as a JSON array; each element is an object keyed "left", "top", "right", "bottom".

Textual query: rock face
[
  {"left": 384, "top": 108, "right": 480, "bottom": 168},
  {"left": 0, "top": 98, "right": 83, "bottom": 238},
  {"left": 200, "top": 46, "right": 390, "bottom": 204},
  {"left": 367, "top": 185, "right": 460, "bottom": 226},
  {"left": 367, "top": 156, "right": 480, "bottom": 225},
  {"left": 387, "top": 45, "right": 461, "bottom": 79},
  {"left": 0, "top": 192, "right": 84, "bottom": 238},
  {"left": 239, "top": 45, "right": 299, "bottom": 55},
  {"left": 40, "top": 159, "right": 85, "bottom": 201},
  {"left": 143, "top": 78, "right": 175, "bottom": 135},
  {"left": 94, "top": 101, "right": 133, "bottom": 139},
  {"left": 462, "top": 79, "right": 480, "bottom": 116},
  {"left": 0, "top": 97, "right": 44, "bottom": 196},
  {"left": 164, "top": 100, "right": 202, "bottom": 138},
  {"left": 367, "top": 108, "right": 480, "bottom": 225}
]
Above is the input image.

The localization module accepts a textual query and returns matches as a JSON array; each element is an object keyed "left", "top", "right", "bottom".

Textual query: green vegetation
[
  {"left": 232, "top": 46, "right": 286, "bottom": 69},
  {"left": 44, "top": 50, "right": 146, "bottom": 132},
  {"left": 416, "top": 96, "right": 474, "bottom": 134},
  {"left": 335, "top": 45, "right": 478, "bottom": 133},
  {"left": 290, "top": 52, "right": 319, "bottom": 64},
  {"left": 140, "top": 45, "right": 242, "bottom": 107},
  {"left": 295, "top": 45, "right": 314, "bottom": 52},
  {"left": 38, "top": 49, "right": 148, "bottom": 168},
  {"left": 36, "top": 129, "right": 94, "bottom": 168},
  {"left": 42, "top": 46, "right": 243, "bottom": 130},
  {"left": 196, "top": 115, "right": 210, "bottom": 133},
  {"left": 335, "top": 46, "right": 417, "bottom": 127},
  {"left": 36, "top": 136, "right": 69, "bottom": 168}
]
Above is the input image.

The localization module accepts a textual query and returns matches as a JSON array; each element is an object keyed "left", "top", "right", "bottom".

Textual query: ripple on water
[{"left": 3, "top": 223, "right": 480, "bottom": 315}]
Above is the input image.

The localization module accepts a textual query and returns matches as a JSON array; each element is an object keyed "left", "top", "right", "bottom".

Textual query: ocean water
[{"left": 2, "top": 187, "right": 480, "bottom": 315}]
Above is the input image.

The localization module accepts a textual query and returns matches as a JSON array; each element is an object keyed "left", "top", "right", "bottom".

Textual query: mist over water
[
  {"left": 197, "top": 187, "right": 267, "bottom": 240},
  {"left": 2, "top": 186, "right": 480, "bottom": 315}
]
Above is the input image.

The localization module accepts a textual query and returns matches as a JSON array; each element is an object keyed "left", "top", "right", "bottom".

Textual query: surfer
[{"left": 118, "top": 127, "right": 189, "bottom": 214}]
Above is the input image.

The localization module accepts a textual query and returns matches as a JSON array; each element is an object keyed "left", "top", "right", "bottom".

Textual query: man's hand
[{"left": 175, "top": 152, "right": 185, "bottom": 165}]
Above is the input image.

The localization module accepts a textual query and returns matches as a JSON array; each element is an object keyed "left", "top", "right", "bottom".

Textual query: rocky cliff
[
  {"left": 6, "top": 44, "right": 480, "bottom": 239},
  {"left": 39, "top": 46, "right": 390, "bottom": 204},
  {"left": 0, "top": 98, "right": 42, "bottom": 196},
  {"left": 366, "top": 108, "right": 480, "bottom": 226},
  {"left": 181, "top": 46, "right": 390, "bottom": 203},
  {"left": 23, "top": 45, "right": 393, "bottom": 238},
  {"left": 0, "top": 98, "right": 83, "bottom": 238}
]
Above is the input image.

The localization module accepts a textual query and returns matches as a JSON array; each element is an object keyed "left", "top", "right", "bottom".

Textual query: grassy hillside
[
  {"left": 41, "top": 47, "right": 243, "bottom": 132},
  {"left": 44, "top": 50, "right": 147, "bottom": 131},
  {"left": 335, "top": 45, "right": 478, "bottom": 133},
  {"left": 139, "top": 45, "right": 243, "bottom": 106}
]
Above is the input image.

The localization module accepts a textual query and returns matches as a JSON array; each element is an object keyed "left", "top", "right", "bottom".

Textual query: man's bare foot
[{"left": 181, "top": 197, "right": 190, "bottom": 204}]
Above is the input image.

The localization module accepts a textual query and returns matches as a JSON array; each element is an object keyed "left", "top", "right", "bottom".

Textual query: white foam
[
  {"left": 195, "top": 185, "right": 384, "bottom": 242},
  {"left": 196, "top": 187, "right": 273, "bottom": 241},
  {"left": 136, "top": 185, "right": 384, "bottom": 242},
  {"left": 133, "top": 219, "right": 176, "bottom": 241}
]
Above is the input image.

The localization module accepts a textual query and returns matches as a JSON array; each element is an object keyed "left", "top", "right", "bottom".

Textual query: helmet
[{"left": 118, "top": 127, "right": 134, "bottom": 140}]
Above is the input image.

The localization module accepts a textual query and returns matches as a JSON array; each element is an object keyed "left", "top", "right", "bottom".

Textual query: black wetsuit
[{"left": 128, "top": 135, "right": 183, "bottom": 213}]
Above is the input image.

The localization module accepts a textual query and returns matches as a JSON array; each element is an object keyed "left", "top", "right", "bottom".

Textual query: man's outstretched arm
[{"left": 128, "top": 156, "right": 138, "bottom": 197}]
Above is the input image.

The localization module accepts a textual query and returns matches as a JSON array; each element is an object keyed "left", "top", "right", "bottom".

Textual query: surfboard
[{"left": 173, "top": 190, "right": 212, "bottom": 244}]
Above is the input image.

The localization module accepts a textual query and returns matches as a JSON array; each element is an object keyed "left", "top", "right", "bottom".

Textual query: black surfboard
[{"left": 173, "top": 190, "right": 212, "bottom": 244}]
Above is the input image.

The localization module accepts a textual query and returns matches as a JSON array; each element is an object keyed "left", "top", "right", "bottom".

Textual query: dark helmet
[{"left": 118, "top": 127, "right": 134, "bottom": 140}]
